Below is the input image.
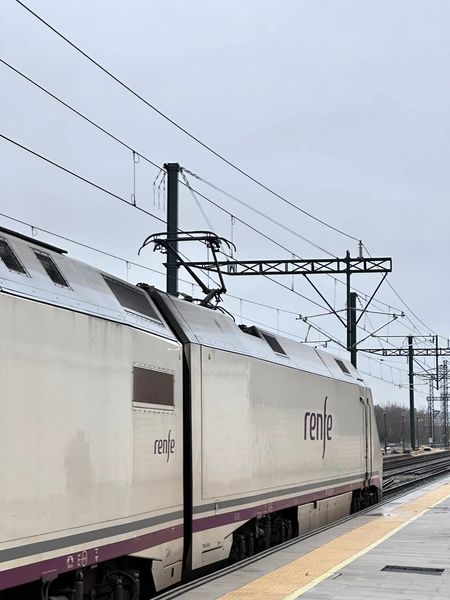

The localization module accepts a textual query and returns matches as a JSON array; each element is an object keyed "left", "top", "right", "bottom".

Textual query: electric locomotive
[{"left": 0, "top": 227, "right": 382, "bottom": 599}]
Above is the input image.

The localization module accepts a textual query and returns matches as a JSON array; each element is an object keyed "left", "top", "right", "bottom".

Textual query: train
[{"left": 0, "top": 226, "right": 382, "bottom": 599}]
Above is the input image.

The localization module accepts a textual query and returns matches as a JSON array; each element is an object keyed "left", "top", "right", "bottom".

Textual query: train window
[
  {"left": 34, "top": 250, "right": 70, "bottom": 288},
  {"left": 261, "top": 332, "right": 287, "bottom": 356},
  {"left": 103, "top": 276, "right": 161, "bottom": 321},
  {"left": 335, "top": 359, "right": 351, "bottom": 375},
  {"left": 0, "top": 239, "right": 27, "bottom": 274},
  {"left": 133, "top": 367, "right": 174, "bottom": 406}
]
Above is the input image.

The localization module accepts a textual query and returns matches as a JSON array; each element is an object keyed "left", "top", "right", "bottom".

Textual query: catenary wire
[
  {"left": 1, "top": 61, "right": 441, "bottom": 351},
  {"left": 362, "top": 242, "right": 436, "bottom": 338},
  {"left": 0, "top": 131, "right": 340, "bottom": 316},
  {"left": 0, "top": 129, "right": 437, "bottom": 376},
  {"left": 0, "top": 210, "right": 427, "bottom": 392},
  {"left": 15, "top": 0, "right": 360, "bottom": 243},
  {"left": 0, "top": 58, "right": 323, "bottom": 274},
  {"left": 7, "top": 9, "right": 443, "bottom": 348},
  {"left": 2, "top": 57, "right": 422, "bottom": 327},
  {"left": 0, "top": 65, "right": 440, "bottom": 374},
  {"left": 0, "top": 132, "right": 166, "bottom": 225},
  {"left": 0, "top": 59, "right": 337, "bottom": 283},
  {"left": 181, "top": 168, "right": 335, "bottom": 257}
]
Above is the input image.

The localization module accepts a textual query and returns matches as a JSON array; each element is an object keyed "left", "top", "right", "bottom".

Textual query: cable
[
  {"left": 0, "top": 210, "right": 428, "bottom": 392},
  {"left": 182, "top": 168, "right": 335, "bottom": 257},
  {"left": 180, "top": 170, "right": 214, "bottom": 231},
  {"left": 0, "top": 211, "right": 167, "bottom": 278},
  {"left": 15, "top": 0, "right": 360, "bottom": 243},
  {"left": 362, "top": 242, "right": 439, "bottom": 338},
  {"left": 0, "top": 59, "right": 317, "bottom": 267},
  {"left": 1, "top": 58, "right": 413, "bottom": 323},
  {"left": 7, "top": 13, "right": 443, "bottom": 354},
  {"left": 0, "top": 210, "right": 325, "bottom": 325},
  {"left": 0, "top": 59, "right": 328, "bottom": 270},
  {"left": 0, "top": 129, "right": 336, "bottom": 316},
  {"left": 0, "top": 132, "right": 165, "bottom": 225},
  {"left": 1, "top": 128, "right": 427, "bottom": 361},
  {"left": 1, "top": 134, "right": 437, "bottom": 374},
  {"left": 2, "top": 61, "right": 443, "bottom": 354},
  {"left": 0, "top": 58, "right": 162, "bottom": 170}
]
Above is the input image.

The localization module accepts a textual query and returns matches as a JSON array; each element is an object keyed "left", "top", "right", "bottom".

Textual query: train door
[{"left": 360, "top": 388, "right": 373, "bottom": 484}]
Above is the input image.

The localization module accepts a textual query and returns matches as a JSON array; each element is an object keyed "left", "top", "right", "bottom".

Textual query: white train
[{"left": 0, "top": 227, "right": 382, "bottom": 599}]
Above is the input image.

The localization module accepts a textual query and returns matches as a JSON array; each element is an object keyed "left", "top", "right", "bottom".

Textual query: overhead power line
[
  {"left": 362, "top": 242, "right": 435, "bottom": 337},
  {"left": 2, "top": 43, "right": 441, "bottom": 347},
  {"left": 2, "top": 57, "right": 425, "bottom": 329},
  {"left": 0, "top": 58, "right": 162, "bottom": 172},
  {"left": 0, "top": 59, "right": 333, "bottom": 267},
  {"left": 0, "top": 209, "right": 432, "bottom": 389},
  {"left": 0, "top": 132, "right": 165, "bottom": 225},
  {"left": 15, "top": 0, "right": 360, "bottom": 243},
  {"left": 181, "top": 168, "right": 334, "bottom": 257}
]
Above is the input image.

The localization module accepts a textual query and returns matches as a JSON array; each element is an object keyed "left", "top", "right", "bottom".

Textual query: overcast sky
[{"left": 1, "top": 0, "right": 450, "bottom": 410}]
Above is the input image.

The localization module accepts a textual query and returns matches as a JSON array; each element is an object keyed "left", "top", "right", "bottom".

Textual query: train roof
[
  {"left": 0, "top": 227, "right": 177, "bottom": 342},
  {"left": 0, "top": 227, "right": 365, "bottom": 384},
  {"left": 152, "top": 289, "right": 364, "bottom": 385}
]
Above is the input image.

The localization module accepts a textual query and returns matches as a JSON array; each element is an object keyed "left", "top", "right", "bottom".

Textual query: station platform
[{"left": 180, "top": 477, "right": 450, "bottom": 600}]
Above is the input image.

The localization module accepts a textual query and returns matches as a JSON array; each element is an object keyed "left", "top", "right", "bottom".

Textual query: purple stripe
[
  {"left": 0, "top": 477, "right": 382, "bottom": 591},
  {"left": 0, "top": 524, "right": 183, "bottom": 592},
  {"left": 193, "top": 479, "right": 375, "bottom": 532}
]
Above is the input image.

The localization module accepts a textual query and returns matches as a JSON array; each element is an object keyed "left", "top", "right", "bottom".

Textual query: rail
[{"left": 383, "top": 451, "right": 450, "bottom": 493}]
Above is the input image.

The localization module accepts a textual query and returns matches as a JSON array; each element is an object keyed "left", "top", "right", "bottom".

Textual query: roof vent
[
  {"left": 335, "top": 358, "right": 351, "bottom": 375},
  {"left": 261, "top": 332, "right": 287, "bottom": 356},
  {"left": 0, "top": 239, "right": 27, "bottom": 274},
  {"left": 103, "top": 276, "right": 160, "bottom": 321},
  {"left": 34, "top": 250, "right": 70, "bottom": 288}
]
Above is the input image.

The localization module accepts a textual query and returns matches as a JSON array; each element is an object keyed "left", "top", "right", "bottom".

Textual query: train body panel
[
  {"left": 152, "top": 291, "right": 382, "bottom": 571},
  {"left": 0, "top": 227, "right": 383, "bottom": 597},
  {"left": 0, "top": 230, "right": 184, "bottom": 594},
  {"left": 199, "top": 348, "right": 366, "bottom": 497}
]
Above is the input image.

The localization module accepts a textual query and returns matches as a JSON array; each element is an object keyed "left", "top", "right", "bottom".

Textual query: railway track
[{"left": 383, "top": 450, "right": 450, "bottom": 494}]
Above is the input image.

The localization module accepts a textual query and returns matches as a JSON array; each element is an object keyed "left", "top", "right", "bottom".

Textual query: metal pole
[
  {"left": 416, "top": 415, "right": 419, "bottom": 448},
  {"left": 443, "top": 360, "right": 449, "bottom": 449},
  {"left": 346, "top": 251, "right": 352, "bottom": 360},
  {"left": 408, "top": 335, "right": 416, "bottom": 450},
  {"left": 401, "top": 415, "right": 405, "bottom": 453},
  {"left": 436, "top": 335, "right": 439, "bottom": 390},
  {"left": 384, "top": 412, "right": 387, "bottom": 454},
  {"left": 165, "top": 162, "right": 180, "bottom": 295},
  {"left": 350, "top": 291, "right": 358, "bottom": 368}
]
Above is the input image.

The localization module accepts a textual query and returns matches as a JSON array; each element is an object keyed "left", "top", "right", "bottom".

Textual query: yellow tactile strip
[{"left": 219, "top": 482, "right": 450, "bottom": 600}]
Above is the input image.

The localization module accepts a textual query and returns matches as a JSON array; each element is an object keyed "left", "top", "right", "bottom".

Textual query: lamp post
[{"left": 384, "top": 412, "right": 387, "bottom": 454}]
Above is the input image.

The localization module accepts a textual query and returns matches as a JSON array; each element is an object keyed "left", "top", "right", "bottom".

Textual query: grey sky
[{"left": 1, "top": 0, "right": 450, "bottom": 408}]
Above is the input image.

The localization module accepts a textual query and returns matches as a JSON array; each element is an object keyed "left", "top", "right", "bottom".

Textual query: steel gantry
[
  {"left": 359, "top": 336, "right": 450, "bottom": 450},
  {"left": 144, "top": 228, "right": 393, "bottom": 369},
  {"left": 145, "top": 161, "right": 392, "bottom": 370}
]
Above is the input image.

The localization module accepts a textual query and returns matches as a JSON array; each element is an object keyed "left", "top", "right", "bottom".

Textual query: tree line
[{"left": 374, "top": 403, "right": 433, "bottom": 449}]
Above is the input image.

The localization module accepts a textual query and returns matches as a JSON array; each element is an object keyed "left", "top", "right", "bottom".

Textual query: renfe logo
[
  {"left": 154, "top": 430, "right": 175, "bottom": 462},
  {"left": 304, "top": 397, "right": 333, "bottom": 459}
]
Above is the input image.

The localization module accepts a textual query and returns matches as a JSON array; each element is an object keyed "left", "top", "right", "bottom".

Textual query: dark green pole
[
  {"left": 408, "top": 335, "right": 416, "bottom": 450},
  {"left": 165, "top": 162, "right": 180, "bottom": 295}
]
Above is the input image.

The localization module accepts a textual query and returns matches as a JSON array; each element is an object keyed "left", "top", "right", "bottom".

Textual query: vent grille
[
  {"left": 133, "top": 367, "right": 174, "bottom": 406},
  {"left": 261, "top": 332, "right": 287, "bottom": 356},
  {"left": 104, "top": 276, "right": 160, "bottom": 321},
  {"left": 35, "top": 251, "right": 69, "bottom": 288},
  {"left": 0, "top": 239, "right": 27, "bottom": 274},
  {"left": 382, "top": 565, "right": 444, "bottom": 576},
  {"left": 335, "top": 358, "right": 351, "bottom": 375}
]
